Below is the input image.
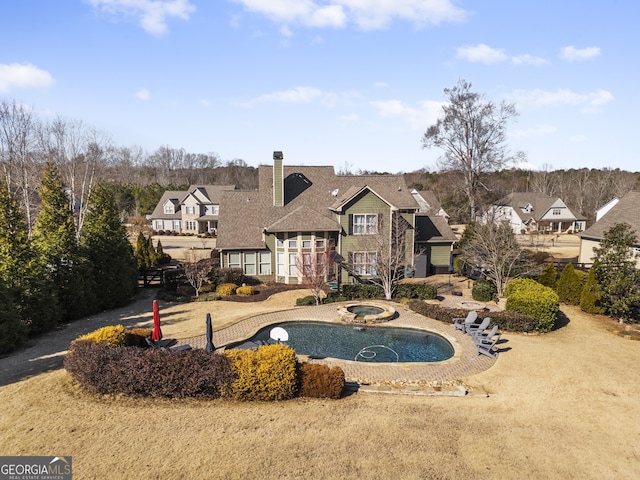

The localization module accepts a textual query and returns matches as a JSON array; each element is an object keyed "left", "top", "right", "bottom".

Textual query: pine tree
[
  {"left": 81, "top": 184, "right": 138, "bottom": 309},
  {"left": 557, "top": 263, "right": 586, "bottom": 305},
  {"left": 580, "top": 264, "right": 605, "bottom": 315},
  {"left": 32, "top": 162, "right": 94, "bottom": 320},
  {"left": 0, "top": 177, "right": 57, "bottom": 333},
  {"left": 0, "top": 274, "right": 26, "bottom": 353}
]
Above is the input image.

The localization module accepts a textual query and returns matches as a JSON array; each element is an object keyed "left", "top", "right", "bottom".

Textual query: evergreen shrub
[
  {"left": 76, "top": 325, "right": 127, "bottom": 347},
  {"left": 297, "top": 363, "right": 345, "bottom": 399},
  {"left": 216, "top": 283, "right": 237, "bottom": 297},
  {"left": 472, "top": 280, "right": 497, "bottom": 302},
  {"left": 537, "top": 263, "right": 558, "bottom": 290},
  {"left": 236, "top": 285, "right": 255, "bottom": 296},
  {"left": 395, "top": 283, "right": 438, "bottom": 300},
  {"left": 296, "top": 295, "right": 317, "bottom": 306},
  {"left": 341, "top": 284, "right": 384, "bottom": 300},
  {"left": 504, "top": 279, "right": 559, "bottom": 332},
  {"left": 225, "top": 344, "right": 298, "bottom": 401},
  {"left": 557, "top": 263, "right": 587, "bottom": 305},
  {"left": 580, "top": 268, "right": 605, "bottom": 314}
]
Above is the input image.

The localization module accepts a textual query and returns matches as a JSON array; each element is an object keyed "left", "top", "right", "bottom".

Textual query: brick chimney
[{"left": 273, "top": 151, "right": 284, "bottom": 207}]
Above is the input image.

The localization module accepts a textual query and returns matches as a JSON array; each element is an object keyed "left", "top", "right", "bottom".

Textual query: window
[
  {"left": 302, "top": 240, "right": 312, "bottom": 249},
  {"left": 259, "top": 252, "right": 271, "bottom": 275},
  {"left": 243, "top": 252, "right": 256, "bottom": 275},
  {"left": 154, "top": 220, "right": 164, "bottom": 230},
  {"left": 352, "top": 251, "right": 376, "bottom": 275},
  {"left": 315, "top": 239, "right": 325, "bottom": 249},
  {"left": 163, "top": 205, "right": 174, "bottom": 214},
  {"left": 288, "top": 253, "right": 298, "bottom": 276},
  {"left": 288, "top": 239, "right": 297, "bottom": 248},
  {"left": 228, "top": 253, "right": 241, "bottom": 269},
  {"left": 185, "top": 221, "right": 197, "bottom": 231},
  {"left": 552, "top": 208, "right": 561, "bottom": 215},
  {"left": 353, "top": 214, "right": 378, "bottom": 235},
  {"left": 276, "top": 236, "right": 284, "bottom": 248},
  {"left": 210, "top": 205, "right": 219, "bottom": 215},
  {"left": 277, "top": 253, "right": 285, "bottom": 275},
  {"left": 173, "top": 220, "right": 181, "bottom": 230}
]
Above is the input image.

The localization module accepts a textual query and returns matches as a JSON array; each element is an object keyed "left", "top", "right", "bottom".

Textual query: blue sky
[{"left": 1, "top": 0, "right": 638, "bottom": 173}]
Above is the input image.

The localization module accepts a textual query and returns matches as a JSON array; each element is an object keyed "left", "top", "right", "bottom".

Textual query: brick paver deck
[{"left": 177, "top": 302, "right": 497, "bottom": 386}]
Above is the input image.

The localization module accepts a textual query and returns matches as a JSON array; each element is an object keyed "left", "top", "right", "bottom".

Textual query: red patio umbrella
[{"left": 152, "top": 300, "right": 162, "bottom": 341}]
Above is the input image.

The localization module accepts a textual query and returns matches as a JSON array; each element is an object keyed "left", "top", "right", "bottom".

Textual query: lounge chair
[
  {"left": 466, "top": 317, "right": 490, "bottom": 336},
  {"left": 472, "top": 324, "right": 500, "bottom": 343},
  {"left": 476, "top": 335, "right": 499, "bottom": 358},
  {"left": 453, "top": 311, "right": 478, "bottom": 333}
]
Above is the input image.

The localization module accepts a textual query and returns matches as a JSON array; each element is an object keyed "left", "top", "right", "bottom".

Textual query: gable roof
[
  {"left": 578, "top": 190, "right": 640, "bottom": 244},
  {"left": 495, "top": 192, "right": 577, "bottom": 222},
  {"left": 150, "top": 190, "right": 187, "bottom": 219},
  {"left": 415, "top": 215, "right": 457, "bottom": 243},
  {"left": 216, "top": 164, "right": 418, "bottom": 250}
]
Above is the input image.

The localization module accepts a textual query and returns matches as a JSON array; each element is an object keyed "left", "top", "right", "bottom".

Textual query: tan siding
[{"left": 430, "top": 245, "right": 450, "bottom": 266}]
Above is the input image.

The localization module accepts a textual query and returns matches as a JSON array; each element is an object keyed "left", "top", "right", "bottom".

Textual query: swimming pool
[{"left": 234, "top": 321, "right": 455, "bottom": 363}]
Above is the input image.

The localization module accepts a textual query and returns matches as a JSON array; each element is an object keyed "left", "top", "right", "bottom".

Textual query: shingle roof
[
  {"left": 150, "top": 190, "right": 187, "bottom": 219},
  {"left": 216, "top": 165, "right": 419, "bottom": 250},
  {"left": 495, "top": 192, "right": 576, "bottom": 222},
  {"left": 415, "top": 214, "right": 458, "bottom": 243},
  {"left": 578, "top": 190, "right": 640, "bottom": 244}
]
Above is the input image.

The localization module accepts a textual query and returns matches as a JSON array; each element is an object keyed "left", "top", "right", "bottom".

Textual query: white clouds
[
  {"left": 244, "top": 86, "right": 360, "bottom": 107},
  {"left": 230, "top": 0, "right": 467, "bottom": 30},
  {"left": 87, "top": 0, "right": 196, "bottom": 35},
  {"left": 560, "top": 46, "right": 601, "bottom": 62},
  {"left": 135, "top": 88, "right": 150, "bottom": 100},
  {"left": 370, "top": 99, "right": 443, "bottom": 130},
  {"left": 0, "top": 63, "right": 54, "bottom": 92},
  {"left": 508, "top": 88, "right": 614, "bottom": 113},
  {"left": 456, "top": 44, "right": 547, "bottom": 66}
]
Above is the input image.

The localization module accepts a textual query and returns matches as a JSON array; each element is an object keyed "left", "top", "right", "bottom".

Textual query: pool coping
[{"left": 177, "top": 302, "right": 497, "bottom": 387}]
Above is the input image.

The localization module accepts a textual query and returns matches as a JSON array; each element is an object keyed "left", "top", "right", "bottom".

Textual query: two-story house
[
  {"left": 486, "top": 192, "right": 585, "bottom": 234},
  {"left": 150, "top": 185, "right": 235, "bottom": 235},
  {"left": 215, "top": 152, "right": 456, "bottom": 285}
]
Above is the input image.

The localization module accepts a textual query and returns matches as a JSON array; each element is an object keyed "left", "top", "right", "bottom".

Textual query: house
[
  {"left": 578, "top": 190, "right": 640, "bottom": 268},
  {"left": 486, "top": 192, "right": 585, "bottom": 234},
  {"left": 150, "top": 185, "right": 236, "bottom": 235},
  {"left": 215, "top": 152, "right": 456, "bottom": 285}
]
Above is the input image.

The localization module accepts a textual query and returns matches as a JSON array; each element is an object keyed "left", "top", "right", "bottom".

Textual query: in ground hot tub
[{"left": 337, "top": 302, "right": 396, "bottom": 324}]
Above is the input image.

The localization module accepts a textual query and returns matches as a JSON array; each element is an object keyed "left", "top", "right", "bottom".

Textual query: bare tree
[
  {"left": 183, "top": 250, "right": 214, "bottom": 297},
  {"left": 346, "top": 212, "right": 411, "bottom": 300},
  {"left": 296, "top": 243, "right": 336, "bottom": 305},
  {"left": 460, "top": 221, "right": 540, "bottom": 297},
  {"left": 422, "top": 79, "right": 524, "bottom": 222},
  {"left": 0, "top": 100, "right": 40, "bottom": 234}
]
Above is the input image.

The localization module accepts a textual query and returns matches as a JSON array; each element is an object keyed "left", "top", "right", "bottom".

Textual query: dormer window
[
  {"left": 552, "top": 208, "right": 561, "bottom": 215},
  {"left": 164, "top": 205, "right": 174, "bottom": 214}
]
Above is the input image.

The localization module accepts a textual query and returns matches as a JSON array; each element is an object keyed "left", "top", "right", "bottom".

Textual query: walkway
[{"left": 178, "top": 302, "right": 497, "bottom": 386}]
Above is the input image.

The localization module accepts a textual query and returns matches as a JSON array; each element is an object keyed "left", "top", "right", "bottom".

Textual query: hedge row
[
  {"left": 64, "top": 340, "right": 345, "bottom": 400},
  {"left": 406, "top": 300, "right": 537, "bottom": 333},
  {"left": 341, "top": 283, "right": 437, "bottom": 300}
]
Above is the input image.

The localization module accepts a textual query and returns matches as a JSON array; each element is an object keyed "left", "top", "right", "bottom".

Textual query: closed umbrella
[
  {"left": 205, "top": 313, "right": 214, "bottom": 352},
  {"left": 152, "top": 300, "right": 162, "bottom": 341}
]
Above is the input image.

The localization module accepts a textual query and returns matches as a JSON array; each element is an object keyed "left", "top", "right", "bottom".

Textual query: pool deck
[{"left": 177, "top": 302, "right": 498, "bottom": 388}]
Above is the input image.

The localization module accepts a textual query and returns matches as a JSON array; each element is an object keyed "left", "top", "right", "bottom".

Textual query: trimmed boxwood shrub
[
  {"left": 297, "top": 363, "right": 345, "bottom": 399},
  {"left": 504, "top": 279, "right": 559, "bottom": 332},
  {"left": 64, "top": 341, "right": 234, "bottom": 398},
  {"left": 296, "top": 295, "right": 317, "bottom": 306},
  {"left": 472, "top": 280, "right": 497, "bottom": 302},
  {"left": 395, "top": 283, "right": 438, "bottom": 300},
  {"left": 236, "top": 285, "right": 255, "bottom": 296},
  {"left": 224, "top": 344, "right": 298, "bottom": 401},
  {"left": 406, "top": 300, "right": 537, "bottom": 333},
  {"left": 341, "top": 284, "right": 384, "bottom": 300}
]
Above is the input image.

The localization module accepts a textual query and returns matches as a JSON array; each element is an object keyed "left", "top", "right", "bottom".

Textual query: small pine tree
[
  {"left": 81, "top": 184, "right": 138, "bottom": 309},
  {"left": 557, "top": 263, "right": 586, "bottom": 305},
  {"left": 580, "top": 265, "right": 605, "bottom": 314},
  {"left": 0, "top": 276, "right": 27, "bottom": 353},
  {"left": 537, "top": 262, "right": 558, "bottom": 290}
]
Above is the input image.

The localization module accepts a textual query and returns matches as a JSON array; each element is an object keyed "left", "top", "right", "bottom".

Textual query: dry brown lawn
[{"left": 2, "top": 283, "right": 640, "bottom": 479}]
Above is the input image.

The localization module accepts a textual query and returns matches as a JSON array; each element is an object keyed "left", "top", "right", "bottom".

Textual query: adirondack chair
[
  {"left": 453, "top": 310, "right": 478, "bottom": 333},
  {"left": 466, "top": 317, "right": 490, "bottom": 336},
  {"left": 472, "top": 324, "right": 500, "bottom": 343},
  {"left": 476, "top": 335, "right": 499, "bottom": 358}
]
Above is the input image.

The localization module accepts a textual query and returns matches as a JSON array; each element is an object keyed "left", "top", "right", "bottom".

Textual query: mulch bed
[{"left": 217, "top": 284, "right": 307, "bottom": 303}]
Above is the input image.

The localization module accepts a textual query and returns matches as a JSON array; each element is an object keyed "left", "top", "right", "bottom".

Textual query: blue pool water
[{"left": 238, "top": 321, "right": 454, "bottom": 363}]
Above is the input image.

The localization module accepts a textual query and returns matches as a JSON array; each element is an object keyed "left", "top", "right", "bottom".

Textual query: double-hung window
[
  {"left": 353, "top": 214, "right": 378, "bottom": 235},
  {"left": 353, "top": 251, "right": 376, "bottom": 275}
]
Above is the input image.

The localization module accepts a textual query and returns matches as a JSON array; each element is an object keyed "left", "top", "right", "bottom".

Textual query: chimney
[{"left": 273, "top": 151, "right": 284, "bottom": 207}]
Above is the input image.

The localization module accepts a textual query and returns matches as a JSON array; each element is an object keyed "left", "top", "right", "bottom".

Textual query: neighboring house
[
  {"left": 150, "top": 185, "right": 236, "bottom": 235},
  {"left": 578, "top": 190, "right": 640, "bottom": 268},
  {"left": 215, "top": 152, "right": 456, "bottom": 285},
  {"left": 486, "top": 192, "right": 585, "bottom": 234},
  {"left": 411, "top": 189, "right": 450, "bottom": 221}
]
